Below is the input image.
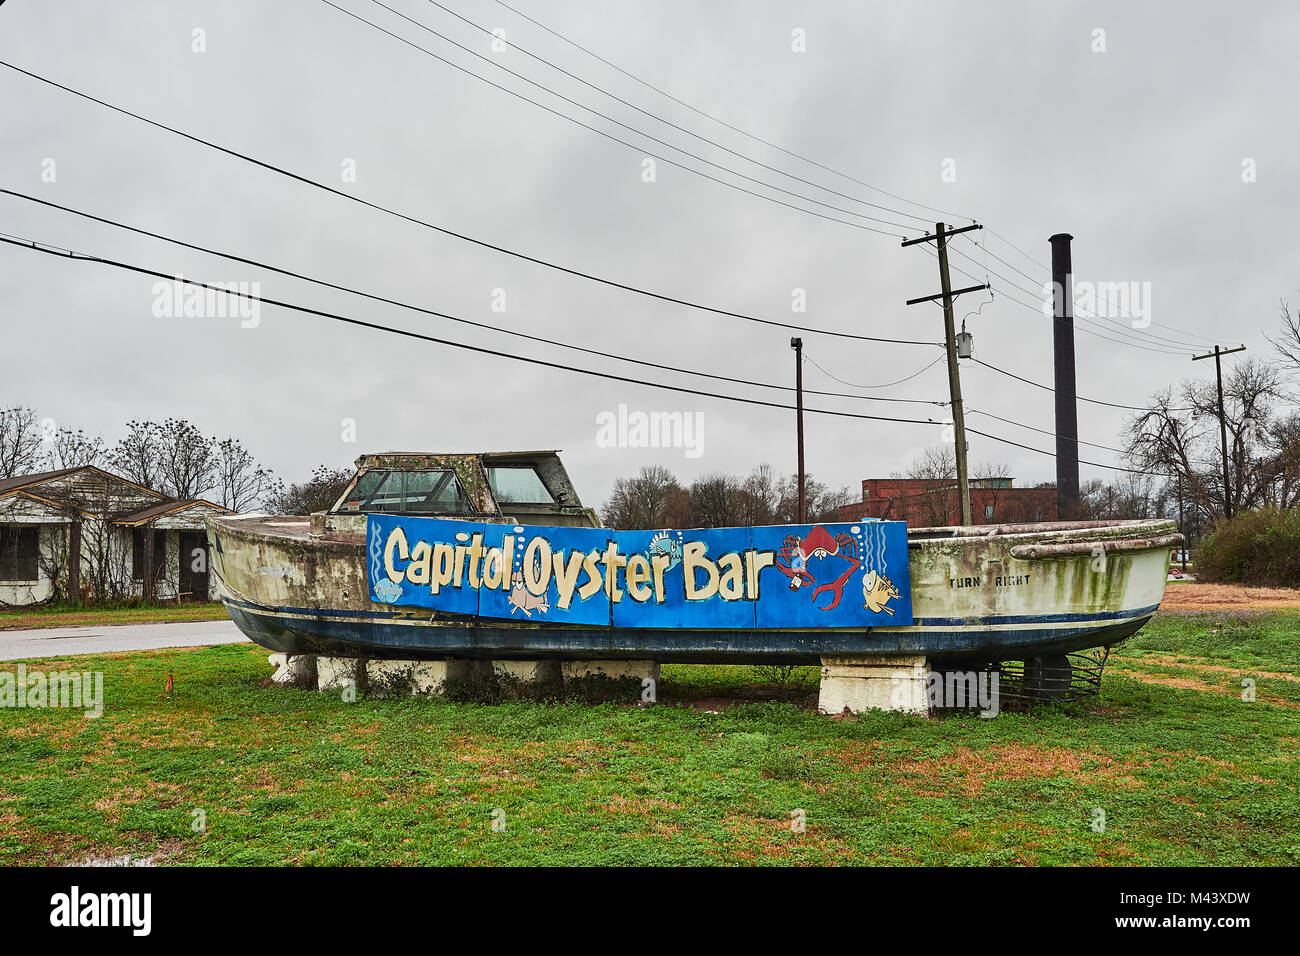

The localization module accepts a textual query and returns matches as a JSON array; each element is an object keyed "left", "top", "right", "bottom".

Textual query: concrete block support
[
  {"left": 268, "top": 653, "right": 316, "bottom": 687},
  {"left": 493, "top": 660, "right": 562, "bottom": 684},
  {"left": 561, "top": 660, "right": 660, "bottom": 683},
  {"left": 366, "top": 659, "right": 489, "bottom": 696},
  {"left": 818, "top": 655, "right": 929, "bottom": 715},
  {"left": 317, "top": 656, "right": 363, "bottom": 692}
]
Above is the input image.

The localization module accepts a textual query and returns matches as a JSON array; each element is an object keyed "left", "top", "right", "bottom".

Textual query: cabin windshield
[
  {"left": 337, "top": 468, "right": 470, "bottom": 514},
  {"left": 487, "top": 465, "right": 554, "bottom": 504}
]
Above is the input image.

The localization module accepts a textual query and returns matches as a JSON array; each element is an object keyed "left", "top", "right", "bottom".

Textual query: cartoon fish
[
  {"left": 861, "top": 569, "right": 900, "bottom": 615},
  {"left": 373, "top": 578, "right": 403, "bottom": 604},
  {"left": 647, "top": 531, "right": 683, "bottom": 569}
]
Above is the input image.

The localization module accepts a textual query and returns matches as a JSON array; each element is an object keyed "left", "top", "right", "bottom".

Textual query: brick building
[{"left": 837, "top": 476, "right": 1058, "bottom": 527}]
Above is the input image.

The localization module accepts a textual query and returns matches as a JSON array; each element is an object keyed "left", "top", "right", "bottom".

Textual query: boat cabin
[{"left": 314, "top": 451, "right": 600, "bottom": 533}]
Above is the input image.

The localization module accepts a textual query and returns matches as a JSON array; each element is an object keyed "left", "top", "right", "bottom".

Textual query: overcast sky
[{"left": 2, "top": 0, "right": 1297, "bottom": 508}]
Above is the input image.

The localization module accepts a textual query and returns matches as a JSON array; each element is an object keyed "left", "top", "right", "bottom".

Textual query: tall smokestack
[{"left": 1050, "top": 233, "right": 1079, "bottom": 520}]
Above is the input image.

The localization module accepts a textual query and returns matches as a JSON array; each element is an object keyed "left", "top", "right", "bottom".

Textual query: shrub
[{"left": 1195, "top": 507, "right": 1300, "bottom": 587}]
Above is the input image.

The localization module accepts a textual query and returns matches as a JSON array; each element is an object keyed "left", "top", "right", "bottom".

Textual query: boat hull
[{"left": 209, "top": 515, "right": 1175, "bottom": 664}]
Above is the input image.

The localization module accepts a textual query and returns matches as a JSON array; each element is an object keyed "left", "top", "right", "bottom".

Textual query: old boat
[{"left": 207, "top": 451, "right": 1180, "bottom": 675}]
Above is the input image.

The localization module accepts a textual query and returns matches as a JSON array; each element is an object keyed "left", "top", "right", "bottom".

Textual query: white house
[{"left": 0, "top": 465, "right": 233, "bottom": 606}]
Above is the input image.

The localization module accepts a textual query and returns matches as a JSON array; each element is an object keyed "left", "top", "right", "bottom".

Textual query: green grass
[
  {"left": 3, "top": 610, "right": 1299, "bottom": 866},
  {"left": 0, "top": 602, "right": 229, "bottom": 630}
]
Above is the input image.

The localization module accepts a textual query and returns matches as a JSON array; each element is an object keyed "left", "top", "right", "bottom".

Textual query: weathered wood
[
  {"left": 142, "top": 522, "right": 155, "bottom": 602},
  {"left": 68, "top": 519, "right": 81, "bottom": 605}
]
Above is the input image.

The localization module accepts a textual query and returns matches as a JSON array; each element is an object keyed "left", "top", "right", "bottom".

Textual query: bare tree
[
  {"left": 736, "top": 463, "right": 780, "bottom": 526},
  {"left": 894, "top": 444, "right": 957, "bottom": 526},
  {"left": 971, "top": 459, "right": 1012, "bottom": 522},
  {"left": 110, "top": 419, "right": 216, "bottom": 499},
  {"left": 688, "top": 473, "right": 744, "bottom": 528},
  {"left": 1126, "top": 359, "right": 1287, "bottom": 522},
  {"left": 49, "top": 427, "right": 105, "bottom": 469},
  {"left": 600, "top": 465, "right": 684, "bottom": 529},
  {"left": 0, "top": 405, "right": 47, "bottom": 478},
  {"left": 266, "top": 465, "right": 353, "bottom": 515},
  {"left": 1258, "top": 411, "right": 1300, "bottom": 509},
  {"left": 213, "top": 437, "right": 275, "bottom": 511},
  {"left": 109, "top": 420, "right": 165, "bottom": 491},
  {"left": 774, "top": 473, "right": 853, "bottom": 523},
  {"left": 1267, "top": 298, "right": 1300, "bottom": 373},
  {"left": 599, "top": 462, "right": 855, "bottom": 529},
  {"left": 154, "top": 418, "right": 216, "bottom": 499},
  {"left": 1077, "top": 475, "right": 1163, "bottom": 520}
]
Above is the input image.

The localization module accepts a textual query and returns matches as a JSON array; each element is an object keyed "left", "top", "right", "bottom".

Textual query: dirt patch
[
  {"left": 0, "top": 820, "right": 184, "bottom": 866},
  {"left": 1119, "top": 668, "right": 1300, "bottom": 709},
  {"left": 602, "top": 794, "right": 685, "bottom": 816},
  {"left": 718, "top": 811, "right": 857, "bottom": 862},
  {"left": 1161, "top": 582, "right": 1300, "bottom": 611},
  {"left": 832, "top": 741, "right": 1147, "bottom": 796},
  {"left": 1137, "top": 654, "right": 1300, "bottom": 683}
]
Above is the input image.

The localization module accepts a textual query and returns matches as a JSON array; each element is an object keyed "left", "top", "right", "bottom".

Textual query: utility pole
[
  {"left": 791, "top": 337, "right": 806, "bottom": 523},
  {"left": 903, "top": 222, "right": 988, "bottom": 527},
  {"left": 1049, "top": 234, "right": 1079, "bottom": 520},
  {"left": 1192, "top": 344, "right": 1246, "bottom": 519}
]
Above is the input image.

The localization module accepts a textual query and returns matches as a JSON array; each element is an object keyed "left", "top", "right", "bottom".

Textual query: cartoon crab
[{"left": 776, "top": 526, "right": 860, "bottom": 610}]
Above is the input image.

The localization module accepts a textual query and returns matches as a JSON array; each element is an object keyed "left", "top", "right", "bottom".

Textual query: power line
[
  {"left": 493, "top": 0, "right": 973, "bottom": 225},
  {"left": 0, "top": 229, "right": 1167, "bottom": 478},
  {"left": 943, "top": 241, "right": 1205, "bottom": 354},
  {"left": 984, "top": 227, "right": 1049, "bottom": 272},
  {"left": 922, "top": 241, "right": 1192, "bottom": 355},
  {"left": 975, "top": 230, "right": 1222, "bottom": 347},
  {"left": 409, "top": 0, "right": 934, "bottom": 227},
  {"left": 971, "top": 358, "right": 1192, "bottom": 413},
  {"left": 989, "top": 282, "right": 1192, "bottom": 355},
  {"left": 964, "top": 425, "right": 1172, "bottom": 478},
  {"left": 323, "top": 0, "right": 919, "bottom": 237},
  {"left": 956, "top": 236, "right": 1204, "bottom": 347},
  {"left": 0, "top": 232, "right": 948, "bottom": 427},
  {"left": 493, "top": 0, "right": 1219, "bottom": 350},
  {"left": 379, "top": 0, "right": 1209, "bottom": 360},
  {"left": 0, "top": 58, "right": 941, "bottom": 348},
  {"left": 966, "top": 408, "right": 1131, "bottom": 456},
  {"left": 0, "top": 188, "right": 943, "bottom": 408},
  {"left": 951, "top": 265, "right": 1194, "bottom": 356},
  {"left": 802, "top": 351, "right": 945, "bottom": 390}
]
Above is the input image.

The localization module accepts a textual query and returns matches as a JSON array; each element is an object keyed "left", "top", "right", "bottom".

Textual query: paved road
[{"left": 0, "top": 619, "right": 250, "bottom": 661}]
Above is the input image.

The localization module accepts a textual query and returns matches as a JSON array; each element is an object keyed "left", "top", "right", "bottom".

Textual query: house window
[
  {"left": 0, "top": 526, "right": 39, "bottom": 582},
  {"left": 985, "top": 504, "right": 995, "bottom": 521},
  {"left": 132, "top": 529, "right": 167, "bottom": 581}
]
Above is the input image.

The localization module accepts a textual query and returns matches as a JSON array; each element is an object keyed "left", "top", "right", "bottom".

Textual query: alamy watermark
[
  {"left": 1, "top": 663, "right": 103, "bottom": 718},
  {"left": 151, "top": 276, "right": 261, "bottom": 328},
  {"left": 595, "top": 404, "right": 704, "bottom": 459},
  {"left": 925, "top": 669, "right": 1000, "bottom": 718},
  {"left": 49, "top": 886, "right": 150, "bottom": 936},
  {"left": 1042, "top": 279, "right": 1152, "bottom": 329}
]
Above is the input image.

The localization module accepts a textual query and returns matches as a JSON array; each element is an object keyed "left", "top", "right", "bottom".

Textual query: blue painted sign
[{"left": 367, "top": 517, "right": 911, "bottom": 628}]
